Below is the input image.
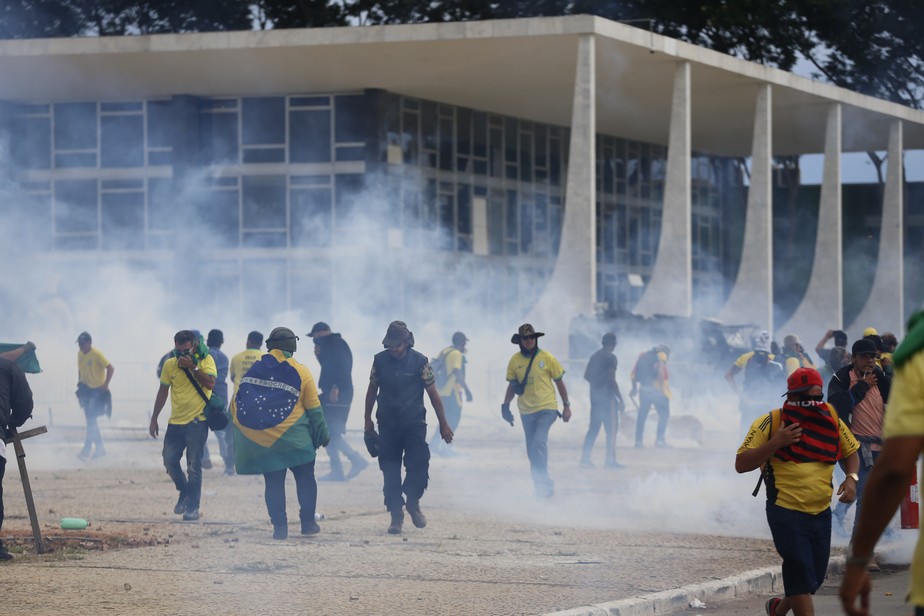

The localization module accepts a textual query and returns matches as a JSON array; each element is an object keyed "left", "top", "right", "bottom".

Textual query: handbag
[
  {"left": 182, "top": 368, "right": 229, "bottom": 431},
  {"left": 511, "top": 353, "right": 537, "bottom": 396}
]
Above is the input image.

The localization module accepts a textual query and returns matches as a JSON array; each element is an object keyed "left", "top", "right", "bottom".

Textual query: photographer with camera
[
  {"left": 501, "top": 324, "right": 571, "bottom": 499},
  {"left": 827, "top": 338, "right": 892, "bottom": 548}
]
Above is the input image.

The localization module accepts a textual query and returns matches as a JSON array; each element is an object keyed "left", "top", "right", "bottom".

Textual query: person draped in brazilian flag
[{"left": 232, "top": 327, "right": 330, "bottom": 540}]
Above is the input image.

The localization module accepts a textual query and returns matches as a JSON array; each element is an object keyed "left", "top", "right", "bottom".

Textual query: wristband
[{"left": 845, "top": 542, "right": 872, "bottom": 568}]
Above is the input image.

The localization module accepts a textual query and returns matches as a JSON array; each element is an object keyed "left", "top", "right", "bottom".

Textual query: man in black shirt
[
  {"left": 581, "top": 333, "right": 624, "bottom": 468},
  {"left": 309, "top": 322, "right": 368, "bottom": 482}
]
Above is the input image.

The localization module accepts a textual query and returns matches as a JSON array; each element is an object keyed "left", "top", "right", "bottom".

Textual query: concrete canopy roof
[{"left": 0, "top": 14, "right": 922, "bottom": 157}]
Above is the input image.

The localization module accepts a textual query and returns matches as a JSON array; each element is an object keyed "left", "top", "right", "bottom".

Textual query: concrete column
[
  {"left": 779, "top": 103, "right": 842, "bottom": 342},
  {"left": 849, "top": 120, "right": 905, "bottom": 336},
  {"left": 718, "top": 85, "right": 773, "bottom": 331},
  {"left": 633, "top": 61, "right": 692, "bottom": 317},
  {"left": 525, "top": 34, "right": 595, "bottom": 346}
]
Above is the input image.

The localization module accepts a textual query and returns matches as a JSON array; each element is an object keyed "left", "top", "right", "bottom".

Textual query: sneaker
[
  {"left": 174, "top": 495, "right": 189, "bottom": 515},
  {"left": 91, "top": 450, "right": 106, "bottom": 460},
  {"left": 387, "top": 510, "right": 404, "bottom": 535},
  {"left": 317, "top": 472, "right": 346, "bottom": 482},
  {"left": 0, "top": 544, "right": 12, "bottom": 562},
  {"left": 765, "top": 597, "right": 781, "bottom": 615},
  {"left": 406, "top": 502, "right": 427, "bottom": 529},
  {"left": 223, "top": 467, "right": 236, "bottom": 477},
  {"left": 77, "top": 451, "right": 90, "bottom": 461},
  {"left": 867, "top": 558, "right": 881, "bottom": 573},
  {"left": 273, "top": 525, "right": 288, "bottom": 540},
  {"left": 182, "top": 509, "right": 199, "bottom": 521},
  {"left": 655, "top": 440, "right": 672, "bottom": 449},
  {"left": 301, "top": 521, "right": 321, "bottom": 536},
  {"left": 201, "top": 458, "right": 213, "bottom": 470},
  {"left": 346, "top": 457, "right": 369, "bottom": 480},
  {"left": 604, "top": 461, "right": 625, "bottom": 469},
  {"left": 580, "top": 460, "right": 594, "bottom": 469}
]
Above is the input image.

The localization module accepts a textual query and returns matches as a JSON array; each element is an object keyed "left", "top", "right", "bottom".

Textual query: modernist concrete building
[{"left": 0, "top": 15, "right": 921, "bottom": 348}]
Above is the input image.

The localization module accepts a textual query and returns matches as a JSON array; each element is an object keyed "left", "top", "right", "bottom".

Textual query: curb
[{"left": 546, "top": 558, "right": 848, "bottom": 616}]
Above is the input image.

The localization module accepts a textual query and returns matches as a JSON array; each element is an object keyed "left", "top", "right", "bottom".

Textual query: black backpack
[{"left": 634, "top": 350, "right": 660, "bottom": 385}]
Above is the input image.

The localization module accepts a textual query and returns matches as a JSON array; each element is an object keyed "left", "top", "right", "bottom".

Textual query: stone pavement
[{"left": 0, "top": 415, "right": 916, "bottom": 615}]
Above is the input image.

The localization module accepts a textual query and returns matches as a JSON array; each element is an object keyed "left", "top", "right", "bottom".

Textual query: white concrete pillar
[
  {"left": 718, "top": 84, "right": 773, "bottom": 331},
  {"left": 779, "top": 103, "right": 842, "bottom": 342},
  {"left": 525, "top": 34, "right": 595, "bottom": 346},
  {"left": 849, "top": 120, "right": 905, "bottom": 336},
  {"left": 633, "top": 61, "right": 692, "bottom": 317}
]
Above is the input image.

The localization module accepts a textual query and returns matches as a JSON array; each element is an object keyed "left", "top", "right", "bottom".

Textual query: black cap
[
  {"left": 308, "top": 322, "right": 331, "bottom": 337},
  {"left": 452, "top": 331, "right": 468, "bottom": 346},
  {"left": 852, "top": 338, "right": 878, "bottom": 357},
  {"left": 76, "top": 332, "right": 92, "bottom": 344}
]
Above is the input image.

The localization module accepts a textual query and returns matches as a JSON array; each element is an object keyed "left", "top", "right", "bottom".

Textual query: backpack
[
  {"left": 431, "top": 348, "right": 453, "bottom": 390},
  {"left": 633, "top": 350, "right": 660, "bottom": 385}
]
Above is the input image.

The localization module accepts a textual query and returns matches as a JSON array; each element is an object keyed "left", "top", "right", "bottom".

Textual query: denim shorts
[{"left": 766, "top": 502, "right": 831, "bottom": 596}]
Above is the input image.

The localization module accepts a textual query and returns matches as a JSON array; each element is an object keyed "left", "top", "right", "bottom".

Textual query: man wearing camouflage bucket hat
[
  {"left": 364, "top": 321, "right": 454, "bottom": 534},
  {"left": 501, "top": 323, "right": 572, "bottom": 499}
]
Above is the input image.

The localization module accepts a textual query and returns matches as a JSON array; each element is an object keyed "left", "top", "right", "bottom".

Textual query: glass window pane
[
  {"left": 242, "top": 148, "right": 286, "bottom": 163},
  {"left": 54, "top": 103, "right": 97, "bottom": 150},
  {"left": 242, "top": 175, "right": 286, "bottom": 229},
  {"left": 101, "top": 114, "right": 144, "bottom": 167},
  {"left": 335, "top": 95, "right": 368, "bottom": 143},
  {"left": 197, "top": 189, "right": 239, "bottom": 248},
  {"left": 55, "top": 180, "right": 98, "bottom": 233},
  {"left": 291, "top": 187, "right": 331, "bottom": 247},
  {"left": 334, "top": 174, "right": 365, "bottom": 224},
  {"left": 101, "top": 191, "right": 144, "bottom": 250},
  {"left": 11, "top": 116, "right": 51, "bottom": 169},
  {"left": 148, "top": 178, "right": 175, "bottom": 231},
  {"left": 242, "top": 231, "right": 286, "bottom": 248},
  {"left": 242, "top": 97, "right": 285, "bottom": 146},
  {"left": 199, "top": 112, "right": 239, "bottom": 165},
  {"left": 289, "top": 109, "right": 331, "bottom": 163},
  {"left": 147, "top": 101, "right": 172, "bottom": 149}
]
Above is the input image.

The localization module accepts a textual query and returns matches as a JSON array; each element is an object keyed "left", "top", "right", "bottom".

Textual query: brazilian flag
[
  {"left": 0, "top": 343, "right": 41, "bottom": 373},
  {"left": 232, "top": 353, "right": 324, "bottom": 474}
]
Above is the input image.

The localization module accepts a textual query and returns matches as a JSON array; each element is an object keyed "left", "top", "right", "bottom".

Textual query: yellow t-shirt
[
  {"left": 734, "top": 351, "right": 778, "bottom": 369},
  {"left": 437, "top": 346, "right": 464, "bottom": 403},
  {"left": 738, "top": 408, "right": 859, "bottom": 514},
  {"left": 506, "top": 348, "right": 565, "bottom": 414},
  {"left": 881, "top": 352, "right": 924, "bottom": 607},
  {"left": 230, "top": 348, "right": 263, "bottom": 410},
  {"left": 160, "top": 354, "right": 218, "bottom": 425},
  {"left": 78, "top": 347, "right": 110, "bottom": 388}
]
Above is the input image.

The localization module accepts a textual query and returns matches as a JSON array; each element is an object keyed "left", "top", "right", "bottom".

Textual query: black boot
[
  {"left": 387, "top": 509, "right": 404, "bottom": 535},
  {"left": 406, "top": 500, "right": 427, "bottom": 529}
]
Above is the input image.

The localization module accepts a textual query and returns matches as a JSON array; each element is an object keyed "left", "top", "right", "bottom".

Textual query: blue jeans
[
  {"left": 582, "top": 388, "right": 617, "bottom": 464},
  {"left": 766, "top": 502, "right": 831, "bottom": 596},
  {"left": 521, "top": 409, "right": 558, "bottom": 496},
  {"left": 215, "top": 427, "right": 235, "bottom": 469},
  {"left": 0, "top": 455, "right": 5, "bottom": 531},
  {"left": 378, "top": 422, "right": 430, "bottom": 512},
  {"left": 162, "top": 421, "right": 209, "bottom": 511},
  {"left": 81, "top": 412, "right": 105, "bottom": 457},
  {"left": 263, "top": 460, "right": 317, "bottom": 528},
  {"left": 636, "top": 388, "right": 670, "bottom": 445},
  {"left": 323, "top": 403, "right": 361, "bottom": 476}
]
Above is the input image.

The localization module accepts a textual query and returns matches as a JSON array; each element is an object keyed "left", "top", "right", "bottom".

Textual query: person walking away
[
  {"left": 827, "top": 338, "right": 892, "bottom": 546},
  {"left": 501, "top": 323, "right": 572, "bottom": 498},
  {"left": 815, "top": 329, "right": 848, "bottom": 367},
  {"left": 839, "top": 314, "right": 924, "bottom": 616},
  {"left": 227, "top": 331, "right": 264, "bottom": 476},
  {"left": 75, "top": 332, "right": 114, "bottom": 460},
  {"left": 630, "top": 344, "right": 671, "bottom": 448},
  {"left": 581, "top": 332, "right": 624, "bottom": 468},
  {"left": 364, "top": 321, "right": 453, "bottom": 534},
  {"left": 308, "top": 322, "right": 367, "bottom": 482},
  {"left": 206, "top": 329, "right": 234, "bottom": 475},
  {"left": 148, "top": 330, "right": 217, "bottom": 521},
  {"left": 0, "top": 356, "right": 34, "bottom": 560},
  {"left": 232, "top": 327, "right": 329, "bottom": 540},
  {"left": 737, "top": 367, "right": 859, "bottom": 616},
  {"left": 431, "top": 331, "right": 473, "bottom": 455},
  {"left": 726, "top": 331, "right": 785, "bottom": 437}
]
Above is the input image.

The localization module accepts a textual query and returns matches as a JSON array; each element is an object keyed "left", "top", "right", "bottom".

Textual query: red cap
[{"left": 786, "top": 367, "right": 824, "bottom": 395}]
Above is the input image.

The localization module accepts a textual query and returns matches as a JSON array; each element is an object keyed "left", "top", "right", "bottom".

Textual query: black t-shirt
[{"left": 584, "top": 348, "right": 617, "bottom": 390}]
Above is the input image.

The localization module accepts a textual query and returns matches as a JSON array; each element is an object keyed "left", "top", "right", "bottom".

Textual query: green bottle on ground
[{"left": 60, "top": 517, "right": 89, "bottom": 530}]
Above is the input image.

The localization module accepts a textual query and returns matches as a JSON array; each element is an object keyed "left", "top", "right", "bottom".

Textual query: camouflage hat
[
  {"left": 382, "top": 321, "right": 412, "bottom": 347},
  {"left": 511, "top": 323, "right": 545, "bottom": 344}
]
